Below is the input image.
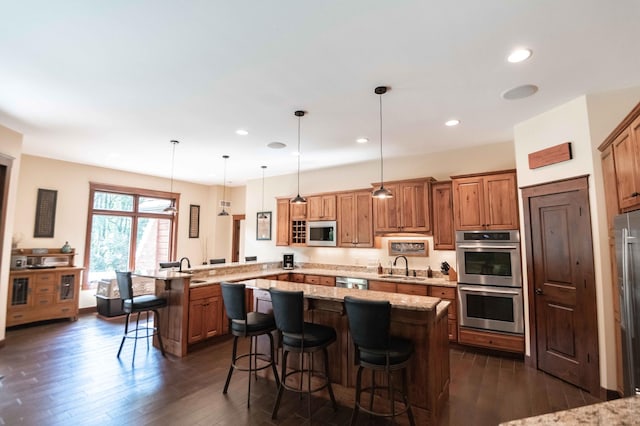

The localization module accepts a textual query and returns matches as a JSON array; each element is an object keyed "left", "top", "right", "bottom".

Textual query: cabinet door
[
  {"left": 276, "top": 198, "right": 290, "bottom": 246},
  {"left": 354, "top": 191, "right": 374, "bottom": 247},
  {"left": 188, "top": 299, "right": 206, "bottom": 343},
  {"left": 613, "top": 118, "right": 640, "bottom": 211},
  {"left": 453, "top": 177, "right": 485, "bottom": 230},
  {"left": 337, "top": 193, "right": 356, "bottom": 246},
  {"left": 8, "top": 274, "right": 32, "bottom": 308},
  {"left": 290, "top": 202, "right": 307, "bottom": 219},
  {"left": 483, "top": 173, "right": 518, "bottom": 229},
  {"left": 372, "top": 183, "right": 400, "bottom": 232},
  {"left": 56, "top": 272, "right": 78, "bottom": 303},
  {"left": 203, "top": 296, "right": 221, "bottom": 339},
  {"left": 400, "top": 181, "right": 431, "bottom": 232},
  {"left": 432, "top": 181, "right": 455, "bottom": 250}
]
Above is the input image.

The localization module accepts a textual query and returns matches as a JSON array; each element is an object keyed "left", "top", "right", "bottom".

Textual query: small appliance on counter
[
  {"left": 283, "top": 253, "right": 294, "bottom": 270},
  {"left": 10, "top": 255, "right": 27, "bottom": 270}
]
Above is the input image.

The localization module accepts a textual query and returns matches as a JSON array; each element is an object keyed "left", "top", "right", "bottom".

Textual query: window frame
[{"left": 83, "top": 182, "right": 179, "bottom": 289}]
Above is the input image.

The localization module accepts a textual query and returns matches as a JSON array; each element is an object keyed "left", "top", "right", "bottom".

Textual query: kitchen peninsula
[{"left": 134, "top": 261, "right": 451, "bottom": 424}]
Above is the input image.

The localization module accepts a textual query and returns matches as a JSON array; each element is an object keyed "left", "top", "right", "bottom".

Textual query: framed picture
[
  {"left": 189, "top": 204, "right": 200, "bottom": 238},
  {"left": 257, "top": 211, "right": 272, "bottom": 240},
  {"left": 388, "top": 239, "right": 428, "bottom": 257},
  {"left": 34, "top": 188, "right": 57, "bottom": 238}
]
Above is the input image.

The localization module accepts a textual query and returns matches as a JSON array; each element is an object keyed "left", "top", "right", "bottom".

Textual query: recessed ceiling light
[
  {"left": 235, "top": 129, "right": 249, "bottom": 136},
  {"left": 507, "top": 48, "right": 532, "bottom": 63},
  {"left": 356, "top": 138, "right": 369, "bottom": 144},
  {"left": 267, "top": 141, "right": 286, "bottom": 149},
  {"left": 445, "top": 119, "right": 460, "bottom": 127},
  {"left": 501, "top": 84, "right": 539, "bottom": 100}
]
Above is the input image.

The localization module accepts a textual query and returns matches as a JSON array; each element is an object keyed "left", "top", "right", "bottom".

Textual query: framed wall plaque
[
  {"left": 257, "top": 211, "right": 272, "bottom": 240},
  {"left": 34, "top": 188, "right": 57, "bottom": 238},
  {"left": 189, "top": 204, "right": 200, "bottom": 238},
  {"left": 388, "top": 239, "right": 428, "bottom": 257}
]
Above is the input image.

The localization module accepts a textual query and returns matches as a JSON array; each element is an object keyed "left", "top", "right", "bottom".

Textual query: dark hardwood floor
[{"left": 0, "top": 314, "right": 601, "bottom": 425}]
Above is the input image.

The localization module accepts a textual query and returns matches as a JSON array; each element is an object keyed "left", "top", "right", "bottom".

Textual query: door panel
[{"left": 526, "top": 179, "right": 599, "bottom": 394}]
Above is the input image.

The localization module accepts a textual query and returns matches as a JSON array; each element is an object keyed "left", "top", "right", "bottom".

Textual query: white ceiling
[{"left": 1, "top": 0, "right": 639, "bottom": 186}]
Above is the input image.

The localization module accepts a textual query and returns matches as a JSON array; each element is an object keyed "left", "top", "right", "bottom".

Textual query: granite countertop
[
  {"left": 240, "top": 278, "right": 442, "bottom": 312},
  {"left": 500, "top": 395, "right": 640, "bottom": 425},
  {"left": 132, "top": 269, "right": 194, "bottom": 280}
]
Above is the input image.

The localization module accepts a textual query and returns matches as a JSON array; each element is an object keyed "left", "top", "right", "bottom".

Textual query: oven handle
[
  {"left": 457, "top": 244, "right": 519, "bottom": 250},
  {"left": 459, "top": 286, "right": 520, "bottom": 295}
]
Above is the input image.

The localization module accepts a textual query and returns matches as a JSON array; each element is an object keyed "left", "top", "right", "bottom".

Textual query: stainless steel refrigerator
[{"left": 614, "top": 211, "right": 640, "bottom": 396}]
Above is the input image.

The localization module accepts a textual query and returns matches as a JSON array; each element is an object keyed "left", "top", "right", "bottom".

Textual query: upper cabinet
[
  {"left": 452, "top": 170, "right": 519, "bottom": 230},
  {"left": 372, "top": 177, "right": 434, "bottom": 234},
  {"left": 276, "top": 198, "right": 290, "bottom": 246},
  {"left": 337, "top": 190, "right": 373, "bottom": 248},
  {"left": 307, "top": 194, "right": 337, "bottom": 221},
  {"left": 432, "top": 181, "right": 455, "bottom": 250}
]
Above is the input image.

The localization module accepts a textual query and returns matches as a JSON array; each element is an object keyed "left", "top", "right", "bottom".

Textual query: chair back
[
  {"left": 209, "top": 258, "right": 226, "bottom": 264},
  {"left": 116, "top": 271, "right": 134, "bottom": 301},
  {"left": 344, "top": 296, "right": 391, "bottom": 350},
  {"left": 220, "top": 282, "right": 246, "bottom": 321},
  {"left": 159, "top": 261, "right": 179, "bottom": 269},
  {"left": 245, "top": 256, "right": 257, "bottom": 262},
  {"left": 269, "top": 288, "right": 304, "bottom": 334}
]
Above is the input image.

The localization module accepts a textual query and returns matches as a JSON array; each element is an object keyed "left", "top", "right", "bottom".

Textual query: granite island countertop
[
  {"left": 239, "top": 278, "right": 446, "bottom": 312},
  {"left": 500, "top": 395, "right": 640, "bottom": 425}
]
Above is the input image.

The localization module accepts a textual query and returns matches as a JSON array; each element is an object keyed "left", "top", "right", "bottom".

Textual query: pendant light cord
[
  {"left": 379, "top": 94, "right": 384, "bottom": 187},
  {"left": 261, "top": 165, "right": 266, "bottom": 212},
  {"left": 297, "top": 115, "right": 301, "bottom": 194}
]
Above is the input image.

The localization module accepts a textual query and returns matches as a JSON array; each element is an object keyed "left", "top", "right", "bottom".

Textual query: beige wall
[
  {"left": 12, "top": 155, "right": 224, "bottom": 308},
  {"left": 513, "top": 88, "right": 640, "bottom": 391},
  {"left": 243, "top": 141, "right": 516, "bottom": 272},
  {"left": 0, "top": 124, "right": 23, "bottom": 341}
]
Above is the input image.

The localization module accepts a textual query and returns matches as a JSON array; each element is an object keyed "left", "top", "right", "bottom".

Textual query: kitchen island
[{"left": 242, "top": 278, "right": 450, "bottom": 425}]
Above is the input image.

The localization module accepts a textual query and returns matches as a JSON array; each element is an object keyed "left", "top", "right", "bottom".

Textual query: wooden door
[
  {"left": 432, "top": 181, "right": 455, "bottom": 250},
  {"left": 523, "top": 177, "right": 599, "bottom": 394},
  {"left": 337, "top": 192, "right": 355, "bottom": 246},
  {"left": 307, "top": 195, "right": 336, "bottom": 220},
  {"left": 276, "top": 198, "right": 290, "bottom": 246},
  {"left": 453, "top": 177, "right": 484, "bottom": 230},
  {"left": 203, "top": 296, "right": 220, "bottom": 339},
  {"left": 484, "top": 173, "right": 518, "bottom": 229}
]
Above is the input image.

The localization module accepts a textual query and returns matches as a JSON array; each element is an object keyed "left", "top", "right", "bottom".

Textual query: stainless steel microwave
[{"left": 306, "top": 221, "right": 337, "bottom": 247}]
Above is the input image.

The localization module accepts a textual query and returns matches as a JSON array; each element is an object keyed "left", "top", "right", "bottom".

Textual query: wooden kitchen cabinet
[
  {"left": 276, "top": 198, "right": 290, "bottom": 246},
  {"left": 609, "top": 113, "right": 640, "bottom": 212},
  {"left": 290, "top": 202, "right": 307, "bottom": 219},
  {"left": 7, "top": 268, "right": 81, "bottom": 327},
  {"left": 458, "top": 328, "right": 524, "bottom": 353},
  {"left": 368, "top": 280, "right": 397, "bottom": 293},
  {"left": 307, "top": 194, "right": 336, "bottom": 221},
  {"left": 432, "top": 181, "right": 455, "bottom": 250},
  {"left": 429, "top": 285, "right": 457, "bottom": 342},
  {"left": 304, "top": 274, "right": 336, "bottom": 287},
  {"left": 188, "top": 285, "right": 222, "bottom": 344},
  {"left": 337, "top": 190, "right": 374, "bottom": 247},
  {"left": 372, "top": 177, "right": 434, "bottom": 234},
  {"left": 452, "top": 170, "right": 518, "bottom": 230}
]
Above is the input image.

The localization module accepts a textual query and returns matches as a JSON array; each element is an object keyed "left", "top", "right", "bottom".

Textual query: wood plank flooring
[{"left": 0, "top": 314, "right": 602, "bottom": 425}]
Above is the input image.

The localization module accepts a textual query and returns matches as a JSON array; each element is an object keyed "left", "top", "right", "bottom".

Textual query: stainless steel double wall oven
[{"left": 456, "top": 230, "right": 524, "bottom": 334}]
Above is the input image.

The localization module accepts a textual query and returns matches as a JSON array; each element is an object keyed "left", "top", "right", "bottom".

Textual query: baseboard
[
  {"left": 602, "top": 387, "right": 622, "bottom": 401},
  {"left": 79, "top": 306, "right": 97, "bottom": 314}
]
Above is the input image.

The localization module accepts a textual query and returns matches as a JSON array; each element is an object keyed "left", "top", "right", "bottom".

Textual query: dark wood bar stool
[
  {"left": 269, "top": 288, "right": 338, "bottom": 421},
  {"left": 344, "top": 296, "right": 415, "bottom": 426},
  {"left": 220, "top": 282, "right": 280, "bottom": 407},
  {"left": 115, "top": 271, "right": 167, "bottom": 362}
]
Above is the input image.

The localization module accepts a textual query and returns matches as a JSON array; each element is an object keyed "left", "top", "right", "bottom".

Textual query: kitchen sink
[{"left": 379, "top": 275, "right": 425, "bottom": 281}]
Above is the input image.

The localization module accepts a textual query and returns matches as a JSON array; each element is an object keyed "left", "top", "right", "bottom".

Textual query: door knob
[{"left": 535, "top": 288, "right": 543, "bottom": 295}]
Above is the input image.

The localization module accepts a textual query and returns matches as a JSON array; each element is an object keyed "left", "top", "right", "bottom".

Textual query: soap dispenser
[
  {"left": 427, "top": 265, "right": 433, "bottom": 278},
  {"left": 377, "top": 261, "right": 383, "bottom": 275}
]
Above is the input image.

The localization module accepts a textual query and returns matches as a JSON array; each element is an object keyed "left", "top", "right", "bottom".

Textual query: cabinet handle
[{"left": 632, "top": 192, "right": 640, "bottom": 197}]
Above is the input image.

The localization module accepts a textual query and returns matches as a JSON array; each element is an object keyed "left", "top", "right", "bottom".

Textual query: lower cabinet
[
  {"left": 368, "top": 280, "right": 397, "bottom": 293},
  {"left": 428, "top": 286, "right": 457, "bottom": 342},
  {"left": 458, "top": 327, "right": 524, "bottom": 354},
  {"left": 188, "top": 285, "right": 222, "bottom": 344},
  {"left": 304, "top": 274, "right": 336, "bottom": 286}
]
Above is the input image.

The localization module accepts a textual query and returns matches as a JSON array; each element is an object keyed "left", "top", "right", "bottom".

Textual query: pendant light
[
  {"left": 372, "top": 86, "right": 393, "bottom": 199},
  {"left": 291, "top": 110, "right": 307, "bottom": 204},
  {"left": 258, "top": 165, "right": 269, "bottom": 219},
  {"left": 163, "top": 139, "right": 179, "bottom": 214},
  {"left": 218, "top": 155, "right": 230, "bottom": 216}
]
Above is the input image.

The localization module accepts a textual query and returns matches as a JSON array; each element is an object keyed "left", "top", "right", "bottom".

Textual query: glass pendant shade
[
  {"left": 291, "top": 110, "right": 307, "bottom": 204},
  {"left": 372, "top": 86, "right": 393, "bottom": 199}
]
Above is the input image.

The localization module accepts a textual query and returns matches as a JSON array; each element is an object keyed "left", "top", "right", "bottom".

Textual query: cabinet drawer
[
  {"left": 35, "top": 294, "right": 55, "bottom": 306},
  {"left": 277, "top": 273, "right": 291, "bottom": 281},
  {"left": 319, "top": 276, "right": 335, "bottom": 287},
  {"left": 36, "top": 283, "right": 55, "bottom": 294},
  {"left": 290, "top": 273, "right": 305, "bottom": 283},
  {"left": 429, "top": 286, "right": 456, "bottom": 299},
  {"left": 190, "top": 285, "right": 220, "bottom": 300},
  {"left": 369, "top": 281, "right": 397, "bottom": 293},
  {"left": 35, "top": 272, "right": 56, "bottom": 285},
  {"left": 304, "top": 275, "right": 320, "bottom": 285},
  {"left": 459, "top": 327, "right": 524, "bottom": 353},
  {"left": 396, "top": 283, "right": 428, "bottom": 296}
]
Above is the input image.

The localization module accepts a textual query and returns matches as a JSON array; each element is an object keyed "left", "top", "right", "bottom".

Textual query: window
[{"left": 83, "top": 183, "right": 178, "bottom": 289}]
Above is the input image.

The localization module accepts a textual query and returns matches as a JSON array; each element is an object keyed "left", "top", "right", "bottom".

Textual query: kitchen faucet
[
  {"left": 393, "top": 255, "right": 409, "bottom": 276},
  {"left": 179, "top": 257, "right": 191, "bottom": 272}
]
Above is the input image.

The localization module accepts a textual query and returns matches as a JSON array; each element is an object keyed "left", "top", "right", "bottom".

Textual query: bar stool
[
  {"left": 115, "top": 271, "right": 167, "bottom": 361},
  {"left": 220, "top": 282, "right": 280, "bottom": 407},
  {"left": 269, "top": 288, "right": 338, "bottom": 421},
  {"left": 344, "top": 296, "right": 415, "bottom": 426}
]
